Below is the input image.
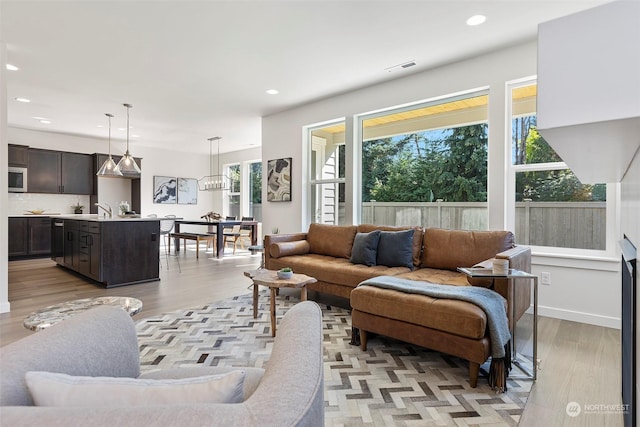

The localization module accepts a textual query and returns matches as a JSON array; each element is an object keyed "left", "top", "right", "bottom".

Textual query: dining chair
[
  {"left": 221, "top": 216, "right": 237, "bottom": 240},
  {"left": 159, "top": 215, "right": 181, "bottom": 272},
  {"left": 223, "top": 225, "right": 242, "bottom": 254},
  {"left": 238, "top": 216, "right": 254, "bottom": 249}
]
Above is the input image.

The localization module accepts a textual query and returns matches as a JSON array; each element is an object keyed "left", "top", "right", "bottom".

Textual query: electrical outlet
[{"left": 541, "top": 272, "right": 551, "bottom": 285}]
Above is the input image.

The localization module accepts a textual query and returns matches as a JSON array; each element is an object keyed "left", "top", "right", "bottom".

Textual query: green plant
[
  {"left": 279, "top": 267, "right": 292, "bottom": 273},
  {"left": 272, "top": 227, "right": 280, "bottom": 234},
  {"left": 72, "top": 202, "right": 84, "bottom": 210}
]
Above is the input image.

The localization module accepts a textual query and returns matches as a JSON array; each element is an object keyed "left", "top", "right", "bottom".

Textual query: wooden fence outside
[{"left": 355, "top": 201, "right": 605, "bottom": 250}]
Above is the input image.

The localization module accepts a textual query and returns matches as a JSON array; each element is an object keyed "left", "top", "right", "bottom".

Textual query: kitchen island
[{"left": 52, "top": 215, "right": 160, "bottom": 288}]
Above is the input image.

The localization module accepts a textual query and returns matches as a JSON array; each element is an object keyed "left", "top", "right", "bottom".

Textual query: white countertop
[
  {"left": 10, "top": 214, "right": 159, "bottom": 222},
  {"left": 58, "top": 214, "right": 158, "bottom": 222}
]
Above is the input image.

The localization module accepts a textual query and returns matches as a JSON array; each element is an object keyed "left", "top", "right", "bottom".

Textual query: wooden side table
[
  {"left": 457, "top": 267, "right": 538, "bottom": 380},
  {"left": 244, "top": 270, "right": 317, "bottom": 336}
]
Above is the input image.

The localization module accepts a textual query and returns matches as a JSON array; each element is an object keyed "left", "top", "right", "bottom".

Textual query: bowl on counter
[{"left": 25, "top": 209, "right": 46, "bottom": 215}]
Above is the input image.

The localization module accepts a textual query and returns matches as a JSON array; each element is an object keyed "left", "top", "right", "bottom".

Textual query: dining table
[{"left": 173, "top": 219, "right": 258, "bottom": 258}]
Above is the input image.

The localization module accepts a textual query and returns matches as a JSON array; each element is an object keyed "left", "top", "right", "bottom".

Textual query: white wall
[
  {"left": 262, "top": 40, "right": 621, "bottom": 328},
  {"left": 1, "top": 35, "right": 9, "bottom": 313}
]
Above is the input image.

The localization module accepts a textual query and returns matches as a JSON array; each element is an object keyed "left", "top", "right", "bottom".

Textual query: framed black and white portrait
[{"left": 153, "top": 176, "right": 177, "bottom": 204}]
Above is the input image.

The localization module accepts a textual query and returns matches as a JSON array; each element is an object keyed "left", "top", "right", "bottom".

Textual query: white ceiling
[{"left": 1, "top": 0, "right": 608, "bottom": 155}]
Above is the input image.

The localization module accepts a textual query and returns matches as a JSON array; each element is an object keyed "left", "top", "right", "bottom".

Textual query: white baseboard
[
  {"left": 0, "top": 301, "right": 10, "bottom": 314},
  {"left": 538, "top": 305, "right": 620, "bottom": 329}
]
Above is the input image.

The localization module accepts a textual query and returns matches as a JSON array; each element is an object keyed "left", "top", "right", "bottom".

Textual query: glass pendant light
[
  {"left": 115, "top": 103, "right": 141, "bottom": 176},
  {"left": 96, "top": 113, "right": 123, "bottom": 177}
]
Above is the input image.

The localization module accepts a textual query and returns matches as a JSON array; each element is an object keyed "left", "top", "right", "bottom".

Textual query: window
[
  {"left": 309, "top": 121, "right": 346, "bottom": 225},
  {"left": 249, "top": 161, "right": 262, "bottom": 221},
  {"left": 358, "top": 91, "right": 489, "bottom": 230},
  {"left": 509, "top": 81, "right": 606, "bottom": 250},
  {"left": 226, "top": 164, "right": 241, "bottom": 219}
]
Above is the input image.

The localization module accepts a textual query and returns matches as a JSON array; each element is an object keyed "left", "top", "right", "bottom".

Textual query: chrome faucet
[{"left": 94, "top": 202, "right": 112, "bottom": 218}]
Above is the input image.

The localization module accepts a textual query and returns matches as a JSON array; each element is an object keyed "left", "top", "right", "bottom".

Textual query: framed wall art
[
  {"left": 153, "top": 176, "right": 177, "bottom": 204},
  {"left": 267, "top": 157, "right": 291, "bottom": 202},
  {"left": 177, "top": 177, "right": 198, "bottom": 205}
]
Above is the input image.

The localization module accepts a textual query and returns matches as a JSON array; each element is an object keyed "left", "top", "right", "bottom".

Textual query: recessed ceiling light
[
  {"left": 6, "top": 64, "right": 19, "bottom": 71},
  {"left": 39, "top": 120, "right": 51, "bottom": 124},
  {"left": 32, "top": 116, "right": 47, "bottom": 120},
  {"left": 131, "top": 134, "right": 140, "bottom": 138},
  {"left": 15, "top": 97, "right": 30, "bottom": 103},
  {"left": 96, "top": 124, "right": 104, "bottom": 128},
  {"left": 466, "top": 15, "right": 486, "bottom": 26},
  {"left": 266, "top": 89, "right": 279, "bottom": 95}
]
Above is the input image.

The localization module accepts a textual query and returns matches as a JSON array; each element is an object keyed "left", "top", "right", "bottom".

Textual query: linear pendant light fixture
[
  {"left": 198, "top": 136, "right": 229, "bottom": 191},
  {"left": 115, "top": 103, "right": 141, "bottom": 176},
  {"left": 96, "top": 113, "right": 123, "bottom": 177}
]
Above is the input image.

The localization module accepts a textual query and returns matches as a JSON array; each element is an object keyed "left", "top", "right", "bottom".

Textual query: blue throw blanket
[{"left": 358, "top": 276, "right": 510, "bottom": 359}]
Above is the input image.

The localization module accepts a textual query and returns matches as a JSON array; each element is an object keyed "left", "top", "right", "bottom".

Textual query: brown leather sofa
[{"left": 265, "top": 223, "right": 532, "bottom": 387}]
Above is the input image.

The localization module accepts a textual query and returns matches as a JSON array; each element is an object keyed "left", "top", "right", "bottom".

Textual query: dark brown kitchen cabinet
[
  {"left": 28, "top": 218, "right": 52, "bottom": 255},
  {"left": 8, "top": 144, "right": 29, "bottom": 166},
  {"left": 8, "top": 218, "right": 28, "bottom": 256},
  {"left": 28, "top": 149, "right": 93, "bottom": 195},
  {"left": 62, "top": 152, "right": 93, "bottom": 194},
  {"left": 8, "top": 217, "right": 51, "bottom": 258},
  {"left": 28, "top": 149, "right": 59, "bottom": 193}
]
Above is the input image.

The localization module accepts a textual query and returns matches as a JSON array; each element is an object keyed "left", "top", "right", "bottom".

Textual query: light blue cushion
[
  {"left": 350, "top": 231, "right": 381, "bottom": 266},
  {"left": 376, "top": 229, "right": 415, "bottom": 269}
]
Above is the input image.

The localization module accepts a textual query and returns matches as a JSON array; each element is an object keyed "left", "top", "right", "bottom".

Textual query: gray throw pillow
[
  {"left": 377, "top": 229, "right": 415, "bottom": 269},
  {"left": 350, "top": 231, "right": 381, "bottom": 266},
  {"left": 25, "top": 370, "right": 245, "bottom": 406}
]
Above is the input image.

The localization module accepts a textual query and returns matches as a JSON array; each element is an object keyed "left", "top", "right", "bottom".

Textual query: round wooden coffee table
[
  {"left": 23, "top": 296, "right": 143, "bottom": 332},
  {"left": 244, "top": 269, "right": 317, "bottom": 336}
]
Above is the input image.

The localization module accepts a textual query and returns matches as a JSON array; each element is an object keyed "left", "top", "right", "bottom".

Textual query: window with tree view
[
  {"left": 361, "top": 92, "right": 489, "bottom": 230},
  {"left": 249, "top": 161, "right": 262, "bottom": 221},
  {"left": 511, "top": 82, "right": 606, "bottom": 250},
  {"left": 227, "top": 164, "right": 241, "bottom": 219}
]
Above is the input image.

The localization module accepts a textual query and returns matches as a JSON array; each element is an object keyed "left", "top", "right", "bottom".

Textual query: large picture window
[
  {"left": 509, "top": 81, "right": 606, "bottom": 250},
  {"left": 309, "top": 121, "right": 346, "bottom": 225},
  {"left": 359, "top": 92, "right": 489, "bottom": 230}
]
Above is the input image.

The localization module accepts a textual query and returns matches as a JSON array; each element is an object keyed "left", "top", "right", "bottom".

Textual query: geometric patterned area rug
[{"left": 136, "top": 291, "right": 532, "bottom": 426}]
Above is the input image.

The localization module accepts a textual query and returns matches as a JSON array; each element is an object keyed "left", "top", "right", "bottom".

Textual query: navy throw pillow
[
  {"left": 376, "top": 229, "right": 415, "bottom": 269},
  {"left": 350, "top": 231, "right": 381, "bottom": 266}
]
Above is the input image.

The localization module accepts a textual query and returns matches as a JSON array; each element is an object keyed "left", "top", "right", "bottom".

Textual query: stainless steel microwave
[{"left": 8, "top": 166, "right": 27, "bottom": 192}]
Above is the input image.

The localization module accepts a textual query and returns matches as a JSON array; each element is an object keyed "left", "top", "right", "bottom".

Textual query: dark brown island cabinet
[{"left": 52, "top": 216, "right": 160, "bottom": 288}]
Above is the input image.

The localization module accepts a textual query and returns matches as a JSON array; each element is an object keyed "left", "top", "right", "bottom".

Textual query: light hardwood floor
[{"left": 1, "top": 248, "right": 623, "bottom": 426}]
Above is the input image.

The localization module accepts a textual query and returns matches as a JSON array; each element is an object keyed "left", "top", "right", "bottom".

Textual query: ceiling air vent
[{"left": 385, "top": 60, "right": 417, "bottom": 73}]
